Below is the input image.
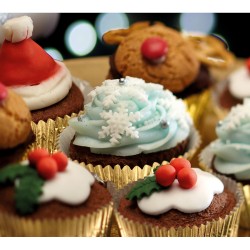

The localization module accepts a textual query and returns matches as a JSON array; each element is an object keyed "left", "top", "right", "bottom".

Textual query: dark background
[{"left": 34, "top": 13, "right": 250, "bottom": 59}]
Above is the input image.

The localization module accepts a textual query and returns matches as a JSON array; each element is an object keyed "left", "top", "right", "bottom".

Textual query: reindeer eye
[{"left": 141, "top": 37, "right": 168, "bottom": 63}]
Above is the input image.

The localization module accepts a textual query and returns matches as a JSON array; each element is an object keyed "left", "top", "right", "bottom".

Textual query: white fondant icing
[
  {"left": 11, "top": 62, "right": 73, "bottom": 110},
  {"left": 229, "top": 67, "right": 250, "bottom": 99},
  {"left": 3, "top": 16, "right": 33, "bottom": 43},
  {"left": 137, "top": 168, "right": 224, "bottom": 215},
  {"left": 39, "top": 160, "right": 95, "bottom": 205}
]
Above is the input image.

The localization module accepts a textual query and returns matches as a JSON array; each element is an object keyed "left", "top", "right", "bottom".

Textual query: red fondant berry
[
  {"left": 246, "top": 58, "right": 250, "bottom": 72},
  {"left": 52, "top": 152, "right": 68, "bottom": 172},
  {"left": 36, "top": 157, "right": 58, "bottom": 180},
  {"left": 0, "top": 82, "right": 8, "bottom": 102},
  {"left": 170, "top": 158, "right": 191, "bottom": 174},
  {"left": 177, "top": 168, "right": 197, "bottom": 189},
  {"left": 141, "top": 37, "right": 168, "bottom": 61},
  {"left": 28, "top": 148, "right": 49, "bottom": 166},
  {"left": 155, "top": 164, "right": 176, "bottom": 187}
]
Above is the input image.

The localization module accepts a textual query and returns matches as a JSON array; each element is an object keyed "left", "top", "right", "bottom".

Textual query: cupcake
[
  {"left": 0, "top": 16, "right": 86, "bottom": 123},
  {"left": 0, "top": 149, "right": 113, "bottom": 236},
  {"left": 199, "top": 99, "right": 250, "bottom": 229},
  {"left": 216, "top": 59, "right": 249, "bottom": 110},
  {"left": 59, "top": 77, "right": 200, "bottom": 188},
  {"left": 103, "top": 22, "right": 234, "bottom": 126},
  {"left": 111, "top": 158, "right": 243, "bottom": 237},
  {"left": 0, "top": 83, "right": 33, "bottom": 168}
]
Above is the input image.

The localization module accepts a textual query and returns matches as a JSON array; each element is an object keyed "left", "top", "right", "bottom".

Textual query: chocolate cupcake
[
  {"left": 110, "top": 159, "right": 243, "bottom": 237},
  {"left": 199, "top": 99, "right": 250, "bottom": 229},
  {"left": 0, "top": 16, "right": 92, "bottom": 154},
  {"left": 0, "top": 16, "right": 86, "bottom": 123},
  {"left": 216, "top": 59, "right": 249, "bottom": 110},
  {"left": 0, "top": 149, "right": 113, "bottom": 236},
  {"left": 0, "top": 84, "right": 34, "bottom": 168},
  {"left": 103, "top": 22, "right": 234, "bottom": 127},
  {"left": 59, "top": 77, "right": 200, "bottom": 188}
]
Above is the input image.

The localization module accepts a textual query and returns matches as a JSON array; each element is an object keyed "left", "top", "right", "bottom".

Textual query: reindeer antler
[
  {"left": 103, "top": 21, "right": 164, "bottom": 45},
  {"left": 184, "top": 34, "right": 235, "bottom": 68}
]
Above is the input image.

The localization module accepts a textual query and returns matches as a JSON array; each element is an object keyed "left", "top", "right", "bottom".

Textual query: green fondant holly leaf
[
  {"left": 0, "top": 164, "right": 34, "bottom": 184},
  {"left": 15, "top": 174, "right": 44, "bottom": 215},
  {"left": 0, "top": 163, "right": 45, "bottom": 215},
  {"left": 126, "top": 176, "right": 164, "bottom": 200}
]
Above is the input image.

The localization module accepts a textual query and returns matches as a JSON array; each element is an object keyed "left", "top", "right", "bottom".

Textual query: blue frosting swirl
[
  {"left": 211, "top": 99, "right": 250, "bottom": 180},
  {"left": 69, "top": 77, "right": 191, "bottom": 156}
]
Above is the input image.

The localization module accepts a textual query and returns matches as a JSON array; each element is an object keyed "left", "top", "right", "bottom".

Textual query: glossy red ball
[
  {"left": 141, "top": 37, "right": 168, "bottom": 60},
  {"left": 170, "top": 158, "right": 191, "bottom": 174},
  {"left": 155, "top": 164, "right": 176, "bottom": 187},
  {"left": 52, "top": 152, "right": 68, "bottom": 172},
  {"left": 246, "top": 58, "right": 250, "bottom": 72},
  {"left": 177, "top": 168, "right": 197, "bottom": 189},
  {"left": 28, "top": 148, "right": 49, "bottom": 166},
  {"left": 36, "top": 157, "right": 58, "bottom": 180}
]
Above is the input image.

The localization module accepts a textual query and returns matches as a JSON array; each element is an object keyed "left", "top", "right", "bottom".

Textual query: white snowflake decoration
[{"left": 98, "top": 105, "right": 141, "bottom": 145}]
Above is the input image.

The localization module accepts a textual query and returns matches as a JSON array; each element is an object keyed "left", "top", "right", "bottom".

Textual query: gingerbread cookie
[
  {"left": 103, "top": 22, "right": 234, "bottom": 95},
  {"left": 0, "top": 84, "right": 31, "bottom": 149}
]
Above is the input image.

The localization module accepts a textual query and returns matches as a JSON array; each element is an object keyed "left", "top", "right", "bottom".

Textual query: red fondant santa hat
[{"left": 0, "top": 16, "right": 60, "bottom": 86}]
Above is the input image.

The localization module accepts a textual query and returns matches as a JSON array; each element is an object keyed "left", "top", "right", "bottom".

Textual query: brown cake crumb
[
  {"left": 31, "top": 83, "right": 84, "bottom": 123},
  {"left": 69, "top": 138, "right": 189, "bottom": 168},
  {"left": 0, "top": 182, "right": 111, "bottom": 219},
  {"left": 219, "top": 81, "right": 242, "bottom": 109},
  {"left": 118, "top": 188, "right": 236, "bottom": 229}
]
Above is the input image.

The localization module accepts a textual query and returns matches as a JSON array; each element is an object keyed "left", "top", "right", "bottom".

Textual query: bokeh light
[
  {"left": 179, "top": 13, "right": 216, "bottom": 34},
  {"left": 65, "top": 20, "right": 97, "bottom": 56},
  {"left": 45, "top": 47, "right": 63, "bottom": 61},
  {"left": 95, "top": 13, "right": 129, "bottom": 40}
]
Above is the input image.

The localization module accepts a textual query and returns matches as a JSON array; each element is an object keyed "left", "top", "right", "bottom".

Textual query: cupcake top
[
  {"left": 0, "top": 83, "right": 31, "bottom": 149},
  {"left": 0, "top": 16, "right": 72, "bottom": 111},
  {"left": 210, "top": 99, "right": 250, "bottom": 180},
  {"left": 126, "top": 159, "right": 224, "bottom": 215},
  {"left": 228, "top": 59, "right": 250, "bottom": 100},
  {"left": 69, "top": 77, "right": 192, "bottom": 157},
  {"left": 0, "top": 149, "right": 95, "bottom": 215}
]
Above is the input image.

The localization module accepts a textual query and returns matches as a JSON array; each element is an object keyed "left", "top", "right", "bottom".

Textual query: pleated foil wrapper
[
  {"left": 199, "top": 145, "right": 250, "bottom": 230},
  {"left": 184, "top": 89, "right": 211, "bottom": 130},
  {"left": 0, "top": 201, "right": 113, "bottom": 237},
  {"left": 107, "top": 173, "right": 243, "bottom": 237},
  {"left": 57, "top": 125, "right": 201, "bottom": 189},
  {"left": 21, "top": 78, "right": 92, "bottom": 158}
]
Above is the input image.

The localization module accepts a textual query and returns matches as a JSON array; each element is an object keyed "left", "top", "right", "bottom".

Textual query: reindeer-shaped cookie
[{"left": 103, "top": 21, "right": 234, "bottom": 94}]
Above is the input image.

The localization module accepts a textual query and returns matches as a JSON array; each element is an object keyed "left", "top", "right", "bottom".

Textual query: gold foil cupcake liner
[
  {"left": 199, "top": 145, "right": 250, "bottom": 230},
  {"left": 240, "top": 185, "right": 250, "bottom": 229},
  {"left": 0, "top": 201, "right": 113, "bottom": 237},
  {"left": 57, "top": 125, "right": 201, "bottom": 189},
  {"left": 184, "top": 89, "right": 211, "bottom": 130},
  {"left": 108, "top": 174, "right": 243, "bottom": 237},
  {"left": 21, "top": 77, "right": 93, "bottom": 158}
]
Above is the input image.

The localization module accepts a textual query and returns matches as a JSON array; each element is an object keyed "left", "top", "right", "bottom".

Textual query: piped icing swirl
[
  {"left": 211, "top": 99, "right": 250, "bottom": 180},
  {"left": 69, "top": 77, "right": 191, "bottom": 156},
  {"left": 12, "top": 61, "right": 72, "bottom": 110},
  {"left": 138, "top": 168, "right": 224, "bottom": 215},
  {"left": 228, "top": 66, "right": 250, "bottom": 99}
]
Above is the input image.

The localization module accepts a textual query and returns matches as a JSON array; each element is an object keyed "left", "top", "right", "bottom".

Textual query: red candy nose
[
  {"left": 0, "top": 82, "right": 8, "bottom": 101},
  {"left": 141, "top": 37, "right": 168, "bottom": 61}
]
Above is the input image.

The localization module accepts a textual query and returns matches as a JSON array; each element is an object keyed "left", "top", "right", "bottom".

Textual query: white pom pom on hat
[{"left": 3, "top": 16, "right": 33, "bottom": 43}]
